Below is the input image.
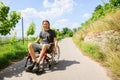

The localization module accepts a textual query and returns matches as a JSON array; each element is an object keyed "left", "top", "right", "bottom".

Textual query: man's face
[{"left": 43, "top": 21, "right": 49, "bottom": 30}]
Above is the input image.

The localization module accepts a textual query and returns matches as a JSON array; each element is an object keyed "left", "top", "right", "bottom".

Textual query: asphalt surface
[{"left": 0, "top": 38, "right": 111, "bottom": 80}]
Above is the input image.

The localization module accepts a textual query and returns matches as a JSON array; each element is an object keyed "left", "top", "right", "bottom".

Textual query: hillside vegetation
[{"left": 73, "top": 0, "right": 120, "bottom": 80}]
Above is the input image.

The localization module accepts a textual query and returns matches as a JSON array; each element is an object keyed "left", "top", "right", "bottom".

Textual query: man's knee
[
  {"left": 42, "top": 44, "right": 47, "bottom": 50},
  {"left": 28, "top": 43, "right": 33, "bottom": 48}
]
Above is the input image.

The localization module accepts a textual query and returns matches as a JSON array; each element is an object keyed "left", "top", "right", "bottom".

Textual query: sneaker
[
  {"left": 26, "top": 61, "right": 36, "bottom": 72},
  {"left": 32, "top": 63, "right": 40, "bottom": 73}
]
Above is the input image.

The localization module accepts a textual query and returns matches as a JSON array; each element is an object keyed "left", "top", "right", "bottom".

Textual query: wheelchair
[{"left": 24, "top": 43, "right": 60, "bottom": 73}]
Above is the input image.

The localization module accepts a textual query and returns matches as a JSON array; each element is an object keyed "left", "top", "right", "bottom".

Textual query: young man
[{"left": 26, "top": 20, "right": 58, "bottom": 72}]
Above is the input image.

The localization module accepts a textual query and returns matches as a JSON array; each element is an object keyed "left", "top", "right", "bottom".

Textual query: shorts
[{"left": 32, "top": 42, "right": 50, "bottom": 51}]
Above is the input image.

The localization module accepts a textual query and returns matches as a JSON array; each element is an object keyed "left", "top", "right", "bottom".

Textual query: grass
[
  {"left": 72, "top": 37, "right": 105, "bottom": 61},
  {"left": 106, "top": 52, "right": 120, "bottom": 78},
  {"left": 72, "top": 36, "right": 120, "bottom": 80},
  {"left": 0, "top": 41, "right": 28, "bottom": 70}
]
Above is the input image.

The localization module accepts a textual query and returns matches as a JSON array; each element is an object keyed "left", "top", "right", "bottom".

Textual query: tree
[
  {"left": 94, "top": 5, "right": 102, "bottom": 12},
  {"left": 62, "top": 27, "right": 68, "bottom": 35},
  {"left": 52, "top": 27, "right": 73, "bottom": 40},
  {"left": 0, "top": 2, "right": 21, "bottom": 35},
  {"left": 10, "top": 31, "right": 17, "bottom": 44},
  {"left": 73, "top": 28, "right": 77, "bottom": 33},
  {"left": 110, "top": 0, "right": 120, "bottom": 7},
  {"left": 52, "top": 28, "right": 63, "bottom": 40},
  {"left": 62, "top": 27, "right": 73, "bottom": 37},
  {"left": 27, "top": 22, "right": 36, "bottom": 36}
]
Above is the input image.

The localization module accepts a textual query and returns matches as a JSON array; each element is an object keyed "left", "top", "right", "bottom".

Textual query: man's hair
[{"left": 42, "top": 20, "right": 50, "bottom": 29}]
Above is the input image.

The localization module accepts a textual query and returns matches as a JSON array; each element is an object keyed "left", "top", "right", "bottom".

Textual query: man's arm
[
  {"left": 54, "top": 37, "right": 58, "bottom": 48},
  {"left": 35, "top": 37, "right": 41, "bottom": 44}
]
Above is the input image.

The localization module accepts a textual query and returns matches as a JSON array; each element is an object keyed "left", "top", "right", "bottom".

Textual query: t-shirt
[{"left": 39, "top": 29, "right": 56, "bottom": 44}]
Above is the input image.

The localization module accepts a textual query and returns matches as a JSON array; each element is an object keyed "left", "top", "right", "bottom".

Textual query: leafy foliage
[
  {"left": 81, "top": 0, "right": 120, "bottom": 27},
  {"left": 62, "top": 27, "right": 73, "bottom": 37},
  {"left": 10, "top": 31, "right": 17, "bottom": 44},
  {"left": 110, "top": 0, "right": 120, "bottom": 7},
  {"left": 27, "top": 22, "right": 36, "bottom": 36},
  {"left": 0, "top": 2, "right": 21, "bottom": 35},
  {"left": 52, "top": 27, "right": 73, "bottom": 40}
]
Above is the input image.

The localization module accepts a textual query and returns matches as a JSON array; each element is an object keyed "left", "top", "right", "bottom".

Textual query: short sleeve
[{"left": 52, "top": 30, "right": 56, "bottom": 38}]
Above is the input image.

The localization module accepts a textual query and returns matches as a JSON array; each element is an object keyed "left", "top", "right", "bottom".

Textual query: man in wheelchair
[{"left": 26, "top": 20, "right": 58, "bottom": 72}]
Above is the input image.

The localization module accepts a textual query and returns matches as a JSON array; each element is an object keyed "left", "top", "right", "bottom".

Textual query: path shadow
[
  {"left": 36, "top": 59, "right": 80, "bottom": 75},
  {"left": 52, "top": 60, "right": 80, "bottom": 71},
  {"left": 0, "top": 58, "right": 80, "bottom": 79},
  {"left": 0, "top": 58, "right": 26, "bottom": 80}
]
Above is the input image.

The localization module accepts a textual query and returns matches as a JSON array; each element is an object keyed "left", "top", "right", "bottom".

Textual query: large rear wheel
[{"left": 54, "top": 46, "right": 60, "bottom": 63}]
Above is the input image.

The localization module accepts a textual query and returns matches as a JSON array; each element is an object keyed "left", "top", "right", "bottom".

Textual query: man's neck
[{"left": 44, "top": 28, "right": 50, "bottom": 31}]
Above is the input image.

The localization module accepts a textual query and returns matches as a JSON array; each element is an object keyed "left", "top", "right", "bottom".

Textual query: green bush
[{"left": 0, "top": 55, "right": 10, "bottom": 69}]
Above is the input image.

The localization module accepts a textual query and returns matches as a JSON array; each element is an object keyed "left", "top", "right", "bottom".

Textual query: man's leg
[
  {"left": 28, "top": 43, "right": 36, "bottom": 62},
  {"left": 26, "top": 43, "right": 37, "bottom": 71},
  {"left": 37, "top": 44, "right": 47, "bottom": 63},
  {"left": 32, "top": 44, "right": 47, "bottom": 72}
]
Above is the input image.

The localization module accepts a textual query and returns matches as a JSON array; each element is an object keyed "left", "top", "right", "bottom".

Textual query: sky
[{"left": 0, "top": 0, "right": 109, "bottom": 38}]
